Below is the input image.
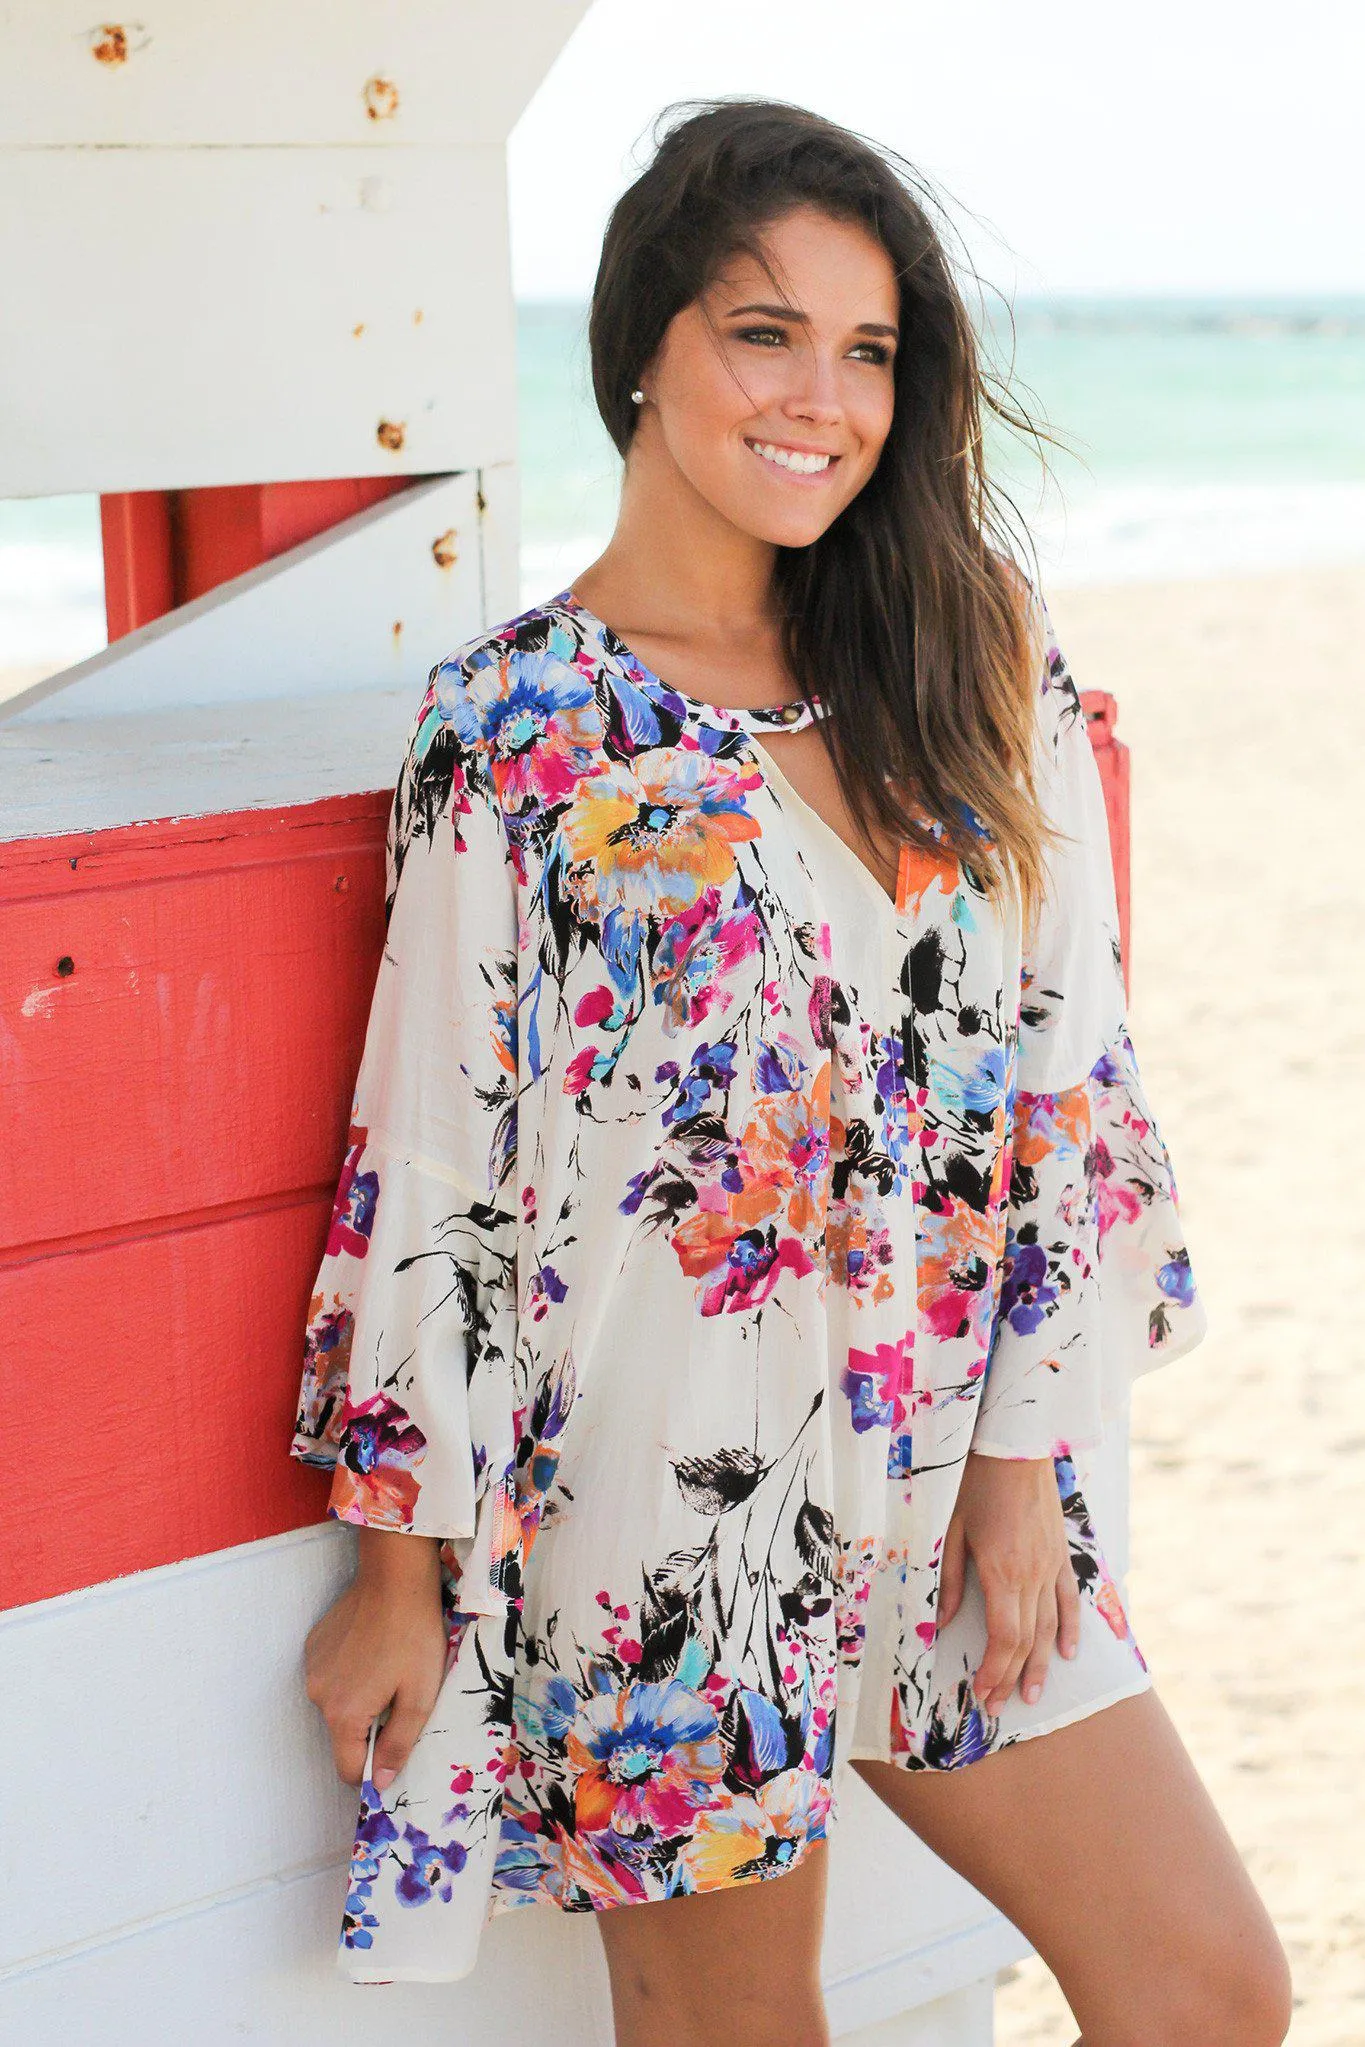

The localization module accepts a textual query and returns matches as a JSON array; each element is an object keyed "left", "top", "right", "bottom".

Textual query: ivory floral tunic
[{"left": 291, "top": 581, "right": 1207, "bottom": 1983}]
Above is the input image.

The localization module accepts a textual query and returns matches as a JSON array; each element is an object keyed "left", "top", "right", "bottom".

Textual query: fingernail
[
  {"left": 373, "top": 1766, "right": 396, "bottom": 1791},
  {"left": 1061, "top": 1642, "right": 1078, "bottom": 1659},
  {"left": 1024, "top": 1682, "right": 1041, "bottom": 1704}
]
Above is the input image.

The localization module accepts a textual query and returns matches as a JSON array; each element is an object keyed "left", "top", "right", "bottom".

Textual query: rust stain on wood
[
  {"left": 431, "top": 529, "right": 458, "bottom": 571},
  {"left": 362, "top": 76, "right": 400, "bottom": 121},
  {"left": 392, "top": 620, "right": 403, "bottom": 646},
  {"left": 376, "top": 419, "right": 406, "bottom": 453},
  {"left": 90, "top": 24, "right": 129, "bottom": 64},
  {"left": 352, "top": 322, "right": 366, "bottom": 339}
]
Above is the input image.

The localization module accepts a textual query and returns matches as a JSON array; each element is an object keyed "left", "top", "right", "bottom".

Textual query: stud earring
[{"left": 631, "top": 388, "right": 645, "bottom": 405}]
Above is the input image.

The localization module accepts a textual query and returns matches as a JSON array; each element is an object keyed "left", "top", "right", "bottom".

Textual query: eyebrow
[{"left": 724, "top": 301, "right": 899, "bottom": 339}]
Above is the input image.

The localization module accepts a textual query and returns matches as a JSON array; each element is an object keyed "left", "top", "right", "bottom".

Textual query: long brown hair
[{"left": 588, "top": 97, "right": 1061, "bottom": 938}]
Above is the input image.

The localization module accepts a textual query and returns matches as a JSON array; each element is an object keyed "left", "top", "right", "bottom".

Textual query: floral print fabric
[{"left": 291, "top": 584, "right": 1207, "bottom": 1982}]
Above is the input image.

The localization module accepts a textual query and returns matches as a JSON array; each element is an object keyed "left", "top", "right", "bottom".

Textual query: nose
[{"left": 781, "top": 347, "right": 843, "bottom": 427}]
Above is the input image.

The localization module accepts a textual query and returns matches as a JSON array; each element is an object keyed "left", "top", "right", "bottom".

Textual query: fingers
[
  {"left": 372, "top": 1685, "right": 438, "bottom": 1790},
  {"left": 974, "top": 1582, "right": 1027, "bottom": 1714},
  {"left": 1019, "top": 1583, "right": 1059, "bottom": 1707},
  {"left": 976, "top": 1553, "right": 1082, "bottom": 1714},
  {"left": 322, "top": 1714, "right": 375, "bottom": 1789},
  {"left": 937, "top": 1514, "right": 967, "bottom": 1629},
  {"left": 1056, "top": 1554, "right": 1082, "bottom": 1662}
]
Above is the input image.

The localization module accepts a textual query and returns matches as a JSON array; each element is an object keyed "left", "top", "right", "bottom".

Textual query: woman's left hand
[{"left": 936, "top": 1450, "right": 1082, "bottom": 1714}]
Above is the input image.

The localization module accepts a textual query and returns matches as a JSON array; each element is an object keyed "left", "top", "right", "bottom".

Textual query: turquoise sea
[{"left": 4, "top": 296, "right": 1364, "bottom": 668}]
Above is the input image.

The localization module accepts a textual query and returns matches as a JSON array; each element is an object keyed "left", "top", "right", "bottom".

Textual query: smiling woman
[{"left": 292, "top": 96, "right": 1290, "bottom": 2047}]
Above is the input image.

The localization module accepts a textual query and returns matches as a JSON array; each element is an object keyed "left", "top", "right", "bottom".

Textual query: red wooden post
[
  {"left": 99, "top": 491, "right": 176, "bottom": 640},
  {"left": 98, "top": 477, "right": 412, "bottom": 640}
]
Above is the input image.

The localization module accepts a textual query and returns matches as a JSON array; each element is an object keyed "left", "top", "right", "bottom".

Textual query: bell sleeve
[
  {"left": 289, "top": 657, "right": 520, "bottom": 1559},
  {"left": 970, "top": 595, "right": 1208, "bottom": 1460}
]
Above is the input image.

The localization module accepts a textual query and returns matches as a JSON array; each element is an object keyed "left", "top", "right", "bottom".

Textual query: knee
[{"left": 1145, "top": 1923, "right": 1294, "bottom": 2047}]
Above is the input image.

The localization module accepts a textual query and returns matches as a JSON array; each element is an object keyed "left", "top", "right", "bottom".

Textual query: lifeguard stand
[{"left": 0, "top": 9, "right": 1132, "bottom": 2039}]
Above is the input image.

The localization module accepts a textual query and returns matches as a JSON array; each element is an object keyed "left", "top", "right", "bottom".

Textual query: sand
[
  {"left": 994, "top": 562, "right": 1365, "bottom": 2044},
  {"left": 4, "top": 563, "right": 1360, "bottom": 2040}
]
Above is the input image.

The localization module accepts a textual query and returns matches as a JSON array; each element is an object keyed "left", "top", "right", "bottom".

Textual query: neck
[{"left": 574, "top": 427, "right": 779, "bottom": 643}]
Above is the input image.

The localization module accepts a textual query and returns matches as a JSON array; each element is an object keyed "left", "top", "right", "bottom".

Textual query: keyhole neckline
[
  {"left": 551, "top": 586, "right": 916, "bottom": 923},
  {"left": 552, "top": 587, "right": 828, "bottom": 737}
]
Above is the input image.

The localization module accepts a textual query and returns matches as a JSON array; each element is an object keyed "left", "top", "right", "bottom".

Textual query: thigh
[
  {"left": 850, "top": 1689, "right": 1290, "bottom": 2047},
  {"left": 595, "top": 1838, "right": 831, "bottom": 2047}
]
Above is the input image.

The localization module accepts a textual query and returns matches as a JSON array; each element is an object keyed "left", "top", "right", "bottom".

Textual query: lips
[{"left": 744, "top": 437, "right": 841, "bottom": 478}]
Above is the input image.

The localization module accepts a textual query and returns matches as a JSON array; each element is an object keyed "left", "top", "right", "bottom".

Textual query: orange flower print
[{"left": 560, "top": 746, "right": 762, "bottom": 922}]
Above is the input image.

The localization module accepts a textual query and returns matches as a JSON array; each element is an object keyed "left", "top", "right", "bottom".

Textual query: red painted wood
[
  {"left": 99, "top": 478, "right": 411, "bottom": 639},
  {"left": 1, "top": 1204, "right": 339, "bottom": 1608},
  {"left": 0, "top": 794, "right": 391, "bottom": 1608},
  {"left": 1081, "top": 687, "right": 1132, "bottom": 999},
  {"left": 173, "top": 479, "right": 410, "bottom": 604},
  {"left": 99, "top": 491, "right": 175, "bottom": 640}
]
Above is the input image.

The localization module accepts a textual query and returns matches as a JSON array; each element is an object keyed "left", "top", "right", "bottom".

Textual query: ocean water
[{"left": 4, "top": 296, "right": 1364, "bottom": 670}]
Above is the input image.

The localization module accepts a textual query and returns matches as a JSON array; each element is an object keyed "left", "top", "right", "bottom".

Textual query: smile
[{"left": 743, "top": 437, "right": 840, "bottom": 479}]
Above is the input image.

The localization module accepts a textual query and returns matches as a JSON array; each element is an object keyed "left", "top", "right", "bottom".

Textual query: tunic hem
[{"left": 844, "top": 1668, "right": 1154, "bottom": 1773}]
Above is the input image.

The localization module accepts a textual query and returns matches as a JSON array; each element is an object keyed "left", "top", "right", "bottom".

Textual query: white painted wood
[
  {"left": 840, "top": 1982, "right": 994, "bottom": 2047},
  {"left": 0, "top": 1860, "right": 612, "bottom": 2047},
  {"left": 0, "top": 1523, "right": 358, "bottom": 1972},
  {"left": 0, "top": 472, "right": 492, "bottom": 732},
  {"left": 0, "top": 1519, "right": 1023, "bottom": 2033},
  {"left": 0, "top": 684, "right": 413, "bottom": 839},
  {"left": 0, "top": 1, "right": 592, "bottom": 149},
  {"left": 0, "top": 149, "right": 518, "bottom": 495},
  {"left": 0, "top": 1869, "right": 999, "bottom": 2046},
  {"left": 480, "top": 448, "right": 528, "bottom": 628}
]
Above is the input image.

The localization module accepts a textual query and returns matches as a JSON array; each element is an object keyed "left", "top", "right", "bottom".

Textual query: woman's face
[{"left": 636, "top": 205, "right": 900, "bottom": 550}]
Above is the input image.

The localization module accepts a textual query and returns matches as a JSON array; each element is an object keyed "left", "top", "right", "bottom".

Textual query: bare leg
[
  {"left": 851, "top": 1688, "right": 1291, "bottom": 2047},
  {"left": 595, "top": 1838, "right": 831, "bottom": 2047}
]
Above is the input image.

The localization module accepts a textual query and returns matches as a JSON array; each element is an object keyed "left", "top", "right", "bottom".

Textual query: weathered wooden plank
[
  {"left": 0, "top": 150, "right": 516, "bottom": 494},
  {"left": 0, "top": 1, "right": 592, "bottom": 149}
]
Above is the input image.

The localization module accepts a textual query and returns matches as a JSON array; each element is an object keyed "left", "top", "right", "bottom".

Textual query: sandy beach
[{"left": 996, "top": 561, "right": 1365, "bottom": 2044}]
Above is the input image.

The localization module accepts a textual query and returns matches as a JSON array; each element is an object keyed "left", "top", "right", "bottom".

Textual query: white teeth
[{"left": 747, "top": 439, "right": 832, "bottom": 475}]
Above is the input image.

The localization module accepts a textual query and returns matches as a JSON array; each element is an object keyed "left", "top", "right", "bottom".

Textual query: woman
[{"left": 294, "top": 99, "right": 1290, "bottom": 2045}]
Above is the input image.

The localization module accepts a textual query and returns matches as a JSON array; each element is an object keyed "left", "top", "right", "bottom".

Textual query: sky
[{"left": 509, "top": 0, "right": 1364, "bottom": 303}]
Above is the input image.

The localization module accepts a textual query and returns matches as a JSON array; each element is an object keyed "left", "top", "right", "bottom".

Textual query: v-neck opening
[
  {"left": 747, "top": 729, "right": 911, "bottom": 928},
  {"left": 550, "top": 585, "right": 911, "bottom": 925}
]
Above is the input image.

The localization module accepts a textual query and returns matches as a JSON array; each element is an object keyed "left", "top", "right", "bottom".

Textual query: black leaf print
[
  {"left": 512, "top": 615, "right": 554, "bottom": 655},
  {"left": 832, "top": 1117, "right": 897, "bottom": 1200},
  {"left": 777, "top": 1573, "right": 833, "bottom": 1627},
  {"left": 794, "top": 1499, "right": 834, "bottom": 1579},
  {"left": 942, "top": 1148, "right": 994, "bottom": 1215},
  {"left": 909, "top": 928, "right": 946, "bottom": 1014},
  {"left": 540, "top": 842, "right": 583, "bottom": 983},
  {"left": 637, "top": 1565, "right": 694, "bottom": 1683},
  {"left": 653, "top": 1543, "right": 709, "bottom": 1584},
  {"left": 672, "top": 1445, "right": 766, "bottom": 1517}
]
